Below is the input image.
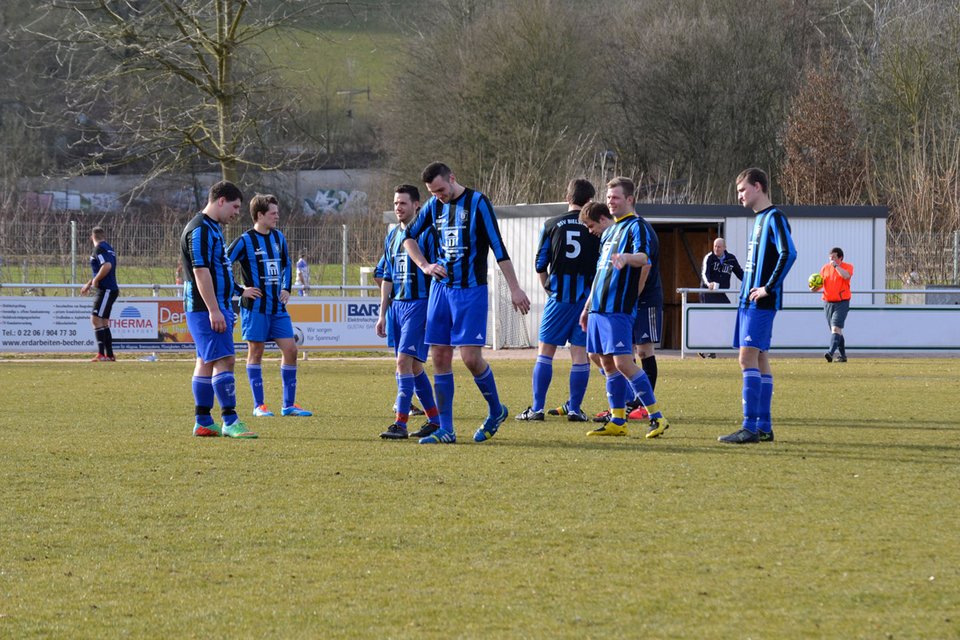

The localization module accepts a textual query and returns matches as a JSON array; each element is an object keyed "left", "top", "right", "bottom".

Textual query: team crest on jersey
[
  {"left": 459, "top": 210, "right": 467, "bottom": 223},
  {"left": 274, "top": 243, "right": 280, "bottom": 253}
]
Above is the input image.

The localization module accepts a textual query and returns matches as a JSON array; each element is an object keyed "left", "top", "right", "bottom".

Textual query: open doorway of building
[{"left": 650, "top": 223, "right": 723, "bottom": 349}]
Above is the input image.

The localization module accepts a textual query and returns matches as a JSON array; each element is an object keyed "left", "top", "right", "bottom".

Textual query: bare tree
[
  {"left": 26, "top": 0, "right": 347, "bottom": 185},
  {"left": 781, "top": 56, "right": 865, "bottom": 205},
  {"left": 381, "top": 0, "right": 604, "bottom": 203},
  {"left": 603, "top": 0, "right": 803, "bottom": 201}
]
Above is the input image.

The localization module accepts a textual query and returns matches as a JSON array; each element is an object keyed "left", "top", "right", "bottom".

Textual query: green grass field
[{"left": 2, "top": 356, "right": 958, "bottom": 638}]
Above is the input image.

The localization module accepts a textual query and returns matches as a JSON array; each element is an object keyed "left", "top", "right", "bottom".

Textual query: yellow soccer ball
[{"left": 808, "top": 273, "right": 824, "bottom": 289}]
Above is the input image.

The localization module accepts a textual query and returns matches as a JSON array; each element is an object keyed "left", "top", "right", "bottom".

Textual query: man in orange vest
[{"left": 811, "top": 247, "right": 853, "bottom": 362}]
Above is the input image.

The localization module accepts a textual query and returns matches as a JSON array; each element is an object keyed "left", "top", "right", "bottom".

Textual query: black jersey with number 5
[{"left": 534, "top": 211, "right": 601, "bottom": 304}]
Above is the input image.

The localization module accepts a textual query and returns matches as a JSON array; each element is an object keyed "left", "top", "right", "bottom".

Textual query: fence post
[
  {"left": 341, "top": 224, "right": 348, "bottom": 290},
  {"left": 954, "top": 230, "right": 959, "bottom": 284},
  {"left": 71, "top": 220, "right": 77, "bottom": 295}
]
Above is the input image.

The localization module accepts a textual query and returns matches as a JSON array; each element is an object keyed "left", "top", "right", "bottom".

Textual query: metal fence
[
  {"left": 886, "top": 228, "right": 960, "bottom": 287},
  {"left": 0, "top": 213, "right": 386, "bottom": 295},
  {"left": 4, "top": 216, "right": 960, "bottom": 294}
]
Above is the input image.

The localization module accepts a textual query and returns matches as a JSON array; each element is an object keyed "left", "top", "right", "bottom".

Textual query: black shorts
[{"left": 92, "top": 288, "right": 119, "bottom": 319}]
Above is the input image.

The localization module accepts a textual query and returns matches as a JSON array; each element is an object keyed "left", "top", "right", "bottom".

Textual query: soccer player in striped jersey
[
  {"left": 180, "top": 181, "right": 257, "bottom": 439},
  {"left": 227, "top": 194, "right": 312, "bottom": 419},
  {"left": 632, "top": 204, "right": 663, "bottom": 403},
  {"left": 578, "top": 180, "right": 670, "bottom": 439},
  {"left": 375, "top": 249, "right": 426, "bottom": 419},
  {"left": 516, "top": 178, "right": 600, "bottom": 423},
  {"left": 719, "top": 168, "right": 797, "bottom": 444},
  {"left": 402, "top": 162, "right": 531, "bottom": 444},
  {"left": 375, "top": 184, "right": 442, "bottom": 440},
  {"left": 79, "top": 226, "right": 119, "bottom": 362}
]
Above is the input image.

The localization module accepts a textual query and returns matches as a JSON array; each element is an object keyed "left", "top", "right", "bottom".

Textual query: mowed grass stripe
[{"left": 1, "top": 358, "right": 958, "bottom": 638}]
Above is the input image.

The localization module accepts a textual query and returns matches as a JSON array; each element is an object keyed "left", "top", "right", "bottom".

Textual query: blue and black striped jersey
[
  {"left": 636, "top": 216, "right": 662, "bottom": 306},
  {"left": 534, "top": 210, "right": 600, "bottom": 304},
  {"left": 739, "top": 206, "right": 797, "bottom": 310},
  {"left": 180, "top": 213, "right": 234, "bottom": 313},
  {"left": 375, "top": 253, "right": 387, "bottom": 281},
  {"left": 90, "top": 241, "right": 119, "bottom": 291},
  {"left": 227, "top": 228, "right": 292, "bottom": 315},
  {"left": 382, "top": 224, "right": 439, "bottom": 301},
  {"left": 589, "top": 214, "right": 645, "bottom": 314},
  {"left": 405, "top": 188, "right": 509, "bottom": 289}
]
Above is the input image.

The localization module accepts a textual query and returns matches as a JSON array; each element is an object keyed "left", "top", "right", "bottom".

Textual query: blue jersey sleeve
[
  {"left": 405, "top": 203, "right": 433, "bottom": 241},
  {"left": 188, "top": 226, "right": 209, "bottom": 269},
  {"left": 477, "top": 195, "right": 510, "bottom": 262},
  {"left": 421, "top": 225, "right": 439, "bottom": 264},
  {"left": 279, "top": 235, "right": 292, "bottom": 292},
  {"left": 534, "top": 224, "right": 550, "bottom": 273},
  {"left": 764, "top": 212, "right": 797, "bottom": 290},
  {"left": 379, "top": 232, "right": 393, "bottom": 282}
]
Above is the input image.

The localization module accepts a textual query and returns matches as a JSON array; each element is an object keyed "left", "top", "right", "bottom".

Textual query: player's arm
[
  {"left": 193, "top": 267, "right": 227, "bottom": 332},
  {"left": 751, "top": 213, "right": 797, "bottom": 301},
  {"left": 579, "top": 278, "right": 597, "bottom": 332},
  {"left": 280, "top": 238, "right": 292, "bottom": 304},
  {"left": 610, "top": 252, "right": 648, "bottom": 270},
  {"left": 832, "top": 261, "right": 852, "bottom": 280},
  {"left": 497, "top": 259, "right": 530, "bottom": 315},
  {"left": 534, "top": 224, "right": 551, "bottom": 292},
  {"left": 226, "top": 237, "right": 258, "bottom": 300},
  {"left": 80, "top": 262, "right": 112, "bottom": 295},
  {"left": 376, "top": 279, "right": 393, "bottom": 339},
  {"left": 403, "top": 237, "right": 446, "bottom": 279}
]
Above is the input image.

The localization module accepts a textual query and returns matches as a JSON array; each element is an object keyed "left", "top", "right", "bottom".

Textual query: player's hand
[
  {"left": 375, "top": 316, "right": 387, "bottom": 338},
  {"left": 579, "top": 307, "right": 589, "bottom": 332},
  {"left": 423, "top": 263, "right": 447, "bottom": 279},
  {"left": 611, "top": 253, "right": 628, "bottom": 270},
  {"left": 748, "top": 286, "right": 769, "bottom": 302},
  {"left": 209, "top": 308, "right": 227, "bottom": 333},
  {"left": 80, "top": 282, "right": 91, "bottom": 295},
  {"left": 708, "top": 282, "right": 717, "bottom": 290},
  {"left": 241, "top": 287, "right": 262, "bottom": 300},
  {"left": 511, "top": 288, "right": 530, "bottom": 315},
  {"left": 279, "top": 290, "right": 290, "bottom": 304}
]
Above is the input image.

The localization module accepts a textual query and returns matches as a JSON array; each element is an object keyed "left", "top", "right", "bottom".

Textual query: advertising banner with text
[{"left": 0, "top": 297, "right": 383, "bottom": 352}]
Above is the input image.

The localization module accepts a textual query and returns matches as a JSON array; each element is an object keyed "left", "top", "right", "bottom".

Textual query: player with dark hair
[
  {"left": 811, "top": 247, "right": 853, "bottom": 363},
  {"left": 227, "top": 193, "right": 312, "bottom": 419},
  {"left": 579, "top": 182, "right": 670, "bottom": 439},
  {"left": 80, "top": 226, "right": 119, "bottom": 362},
  {"left": 375, "top": 184, "right": 442, "bottom": 439},
  {"left": 719, "top": 168, "right": 797, "bottom": 444},
  {"left": 181, "top": 180, "right": 257, "bottom": 439},
  {"left": 516, "top": 178, "right": 600, "bottom": 423},
  {"left": 376, "top": 245, "right": 426, "bottom": 420},
  {"left": 402, "top": 161, "right": 530, "bottom": 444}
]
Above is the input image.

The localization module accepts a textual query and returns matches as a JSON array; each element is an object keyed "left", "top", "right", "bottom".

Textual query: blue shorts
[
  {"left": 391, "top": 298, "right": 430, "bottom": 362},
  {"left": 633, "top": 302, "right": 663, "bottom": 345},
  {"left": 586, "top": 312, "right": 634, "bottom": 356},
  {"left": 733, "top": 306, "right": 777, "bottom": 351},
  {"left": 187, "top": 308, "right": 236, "bottom": 363},
  {"left": 385, "top": 304, "right": 396, "bottom": 349},
  {"left": 539, "top": 297, "right": 587, "bottom": 347},
  {"left": 425, "top": 281, "right": 488, "bottom": 347},
  {"left": 240, "top": 308, "right": 294, "bottom": 343}
]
